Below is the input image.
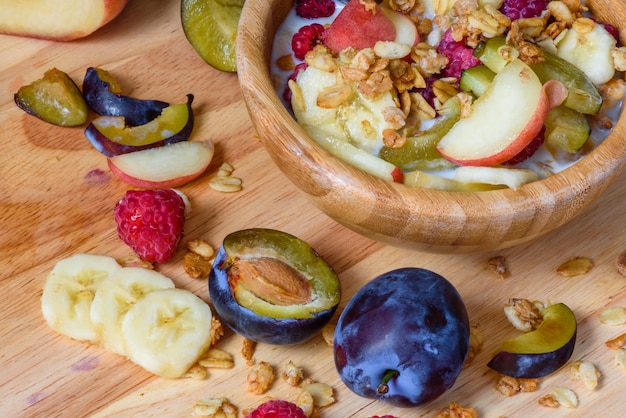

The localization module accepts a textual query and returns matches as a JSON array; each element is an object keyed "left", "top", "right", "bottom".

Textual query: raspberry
[
  {"left": 437, "top": 29, "right": 481, "bottom": 79},
  {"left": 502, "top": 127, "right": 545, "bottom": 166},
  {"left": 114, "top": 189, "right": 186, "bottom": 264},
  {"left": 296, "top": 0, "right": 336, "bottom": 19},
  {"left": 291, "top": 23, "right": 326, "bottom": 60},
  {"left": 245, "top": 400, "right": 306, "bottom": 418},
  {"left": 500, "top": 0, "right": 548, "bottom": 20}
]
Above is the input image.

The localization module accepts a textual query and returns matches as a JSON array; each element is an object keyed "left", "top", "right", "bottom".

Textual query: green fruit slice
[
  {"left": 460, "top": 65, "right": 496, "bottom": 98},
  {"left": 181, "top": 0, "right": 244, "bottom": 72},
  {"left": 379, "top": 96, "right": 461, "bottom": 171},
  {"left": 545, "top": 105, "right": 590, "bottom": 153},
  {"left": 15, "top": 68, "right": 88, "bottom": 127}
]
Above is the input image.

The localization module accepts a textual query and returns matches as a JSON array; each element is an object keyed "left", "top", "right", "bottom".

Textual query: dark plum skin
[
  {"left": 82, "top": 67, "right": 169, "bottom": 126},
  {"left": 209, "top": 229, "right": 340, "bottom": 345},
  {"left": 486, "top": 339, "right": 576, "bottom": 378},
  {"left": 333, "top": 268, "right": 470, "bottom": 408}
]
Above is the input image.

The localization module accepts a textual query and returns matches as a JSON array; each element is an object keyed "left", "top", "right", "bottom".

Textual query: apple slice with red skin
[
  {"left": 85, "top": 95, "right": 194, "bottom": 157},
  {"left": 488, "top": 303, "right": 577, "bottom": 378},
  {"left": 323, "top": 0, "right": 418, "bottom": 54},
  {"left": 0, "top": 0, "right": 129, "bottom": 41},
  {"left": 108, "top": 140, "right": 214, "bottom": 188},
  {"left": 436, "top": 59, "right": 568, "bottom": 167}
]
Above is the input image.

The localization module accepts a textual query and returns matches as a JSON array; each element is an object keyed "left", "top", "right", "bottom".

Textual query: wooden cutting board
[{"left": 1, "top": 1, "right": 626, "bottom": 417}]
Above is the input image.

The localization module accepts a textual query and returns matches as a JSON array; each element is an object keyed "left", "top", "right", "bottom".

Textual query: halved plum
[
  {"left": 84, "top": 94, "right": 194, "bottom": 157},
  {"left": 487, "top": 303, "right": 577, "bottom": 378},
  {"left": 15, "top": 68, "right": 88, "bottom": 127},
  {"left": 208, "top": 229, "right": 340, "bottom": 345},
  {"left": 82, "top": 67, "right": 170, "bottom": 126}
]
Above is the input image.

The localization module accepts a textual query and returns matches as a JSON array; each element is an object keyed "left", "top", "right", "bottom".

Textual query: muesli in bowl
[{"left": 237, "top": 0, "right": 626, "bottom": 252}]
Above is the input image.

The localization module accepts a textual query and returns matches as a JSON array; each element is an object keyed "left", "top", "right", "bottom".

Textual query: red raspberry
[
  {"left": 245, "top": 400, "right": 306, "bottom": 418},
  {"left": 437, "top": 29, "right": 481, "bottom": 79},
  {"left": 292, "top": 23, "right": 326, "bottom": 60},
  {"left": 500, "top": 0, "right": 548, "bottom": 20},
  {"left": 296, "top": 0, "right": 336, "bottom": 19},
  {"left": 114, "top": 189, "right": 186, "bottom": 263}
]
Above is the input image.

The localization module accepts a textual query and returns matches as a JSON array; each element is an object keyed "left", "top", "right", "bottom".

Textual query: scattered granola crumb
[
  {"left": 488, "top": 255, "right": 510, "bottom": 278},
  {"left": 615, "top": 348, "right": 626, "bottom": 371},
  {"left": 242, "top": 338, "right": 257, "bottom": 365},
  {"left": 539, "top": 386, "right": 578, "bottom": 408},
  {"left": 606, "top": 332, "right": 626, "bottom": 350},
  {"left": 321, "top": 323, "right": 335, "bottom": 346},
  {"left": 437, "top": 401, "right": 478, "bottom": 418},
  {"left": 187, "top": 238, "right": 215, "bottom": 259},
  {"left": 504, "top": 298, "right": 545, "bottom": 332},
  {"left": 464, "top": 324, "right": 484, "bottom": 368},
  {"left": 116, "top": 254, "right": 154, "bottom": 269},
  {"left": 569, "top": 360, "right": 600, "bottom": 389},
  {"left": 185, "top": 364, "right": 208, "bottom": 380},
  {"left": 282, "top": 361, "right": 305, "bottom": 387},
  {"left": 211, "top": 317, "right": 225, "bottom": 346},
  {"left": 184, "top": 252, "right": 213, "bottom": 280},
  {"left": 495, "top": 374, "right": 539, "bottom": 396},
  {"left": 247, "top": 361, "right": 275, "bottom": 394},
  {"left": 556, "top": 257, "right": 593, "bottom": 277},
  {"left": 193, "top": 397, "right": 237, "bottom": 417},
  {"left": 198, "top": 348, "right": 235, "bottom": 369},
  {"left": 599, "top": 307, "right": 626, "bottom": 326},
  {"left": 300, "top": 381, "right": 335, "bottom": 407}
]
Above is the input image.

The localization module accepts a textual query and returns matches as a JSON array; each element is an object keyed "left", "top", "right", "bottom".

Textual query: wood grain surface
[{"left": 1, "top": 1, "right": 626, "bottom": 417}]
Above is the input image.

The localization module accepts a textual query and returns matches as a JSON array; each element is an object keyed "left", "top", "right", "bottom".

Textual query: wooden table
[{"left": 1, "top": 1, "right": 625, "bottom": 416}]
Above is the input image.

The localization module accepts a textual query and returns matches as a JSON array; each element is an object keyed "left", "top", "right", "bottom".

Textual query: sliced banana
[
  {"left": 90, "top": 267, "right": 175, "bottom": 356},
  {"left": 41, "top": 254, "right": 122, "bottom": 343},
  {"left": 122, "top": 288, "right": 214, "bottom": 378}
]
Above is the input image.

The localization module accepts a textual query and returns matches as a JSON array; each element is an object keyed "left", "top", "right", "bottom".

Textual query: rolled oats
[
  {"left": 605, "top": 332, "right": 626, "bottom": 350},
  {"left": 437, "top": 402, "right": 478, "bottom": 418},
  {"left": 193, "top": 397, "right": 238, "bottom": 418},
  {"left": 570, "top": 360, "right": 600, "bottom": 389},
  {"left": 615, "top": 348, "right": 626, "bottom": 370},
  {"left": 599, "top": 307, "right": 626, "bottom": 326},
  {"left": 281, "top": 361, "right": 304, "bottom": 387},
  {"left": 199, "top": 348, "right": 235, "bottom": 369},
  {"left": 617, "top": 249, "right": 626, "bottom": 277},
  {"left": 556, "top": 257, "right": 593, "bottom": 277},
  {"left": 300, "top": 381, "right": 335, "bottom": 407}
]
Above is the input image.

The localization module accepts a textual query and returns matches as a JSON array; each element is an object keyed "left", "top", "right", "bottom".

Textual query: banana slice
[
  {"left": 122, "top": 288, "right": 213, "bottom": 378},
  {"left": 41, "top": 254, "right": 122, "bottom": 342},
  {"left": 90, "top": 267, "right": 175, "bottom": 356}
]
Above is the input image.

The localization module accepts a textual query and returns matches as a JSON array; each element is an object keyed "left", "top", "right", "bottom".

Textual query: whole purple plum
[{"left": 333, "top": 268, "right": 470, "bottom": 407}]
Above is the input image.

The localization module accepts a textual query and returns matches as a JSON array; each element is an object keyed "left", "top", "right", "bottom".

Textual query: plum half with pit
[
  {"left": 208, "top": 229, "right": 340, "bottom": 345},
  {"left": 487, "top": 302, "right": 577, "bottom": 378},
  {"left": 333, "top": 268, "right": 470, "bottom": 408}
]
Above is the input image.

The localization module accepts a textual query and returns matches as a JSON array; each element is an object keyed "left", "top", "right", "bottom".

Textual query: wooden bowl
[{"left": 237, "top": 0, "right": 626, "bottom": 253}]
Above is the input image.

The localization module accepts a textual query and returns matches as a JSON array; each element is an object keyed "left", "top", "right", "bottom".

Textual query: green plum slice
[
  {"left": 84, "top": 94, "right": 194, "bottom": 157},
  {"left": 15, "top": 68, "right": 88, "bottom": 127},
  {"left": 545, "top": 105, "right": 590, "bottom": 154},
  {"left": 379, "top": 96, "right": 461, "bottom": 171},
  {"left": 209, "top": 228, "right": 341, "bottom": 345},
  {"left": 487, "top": 303, "right": 577, "bottom": 378}
]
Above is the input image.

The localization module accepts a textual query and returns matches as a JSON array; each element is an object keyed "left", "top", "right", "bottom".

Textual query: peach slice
[
  {"left": 436, "top": 59, "right": 568, "bottom": 167},
  {"left": 0, "top": 0, "right": 129, "bottom": 41},
  {"left": 108, "top": 140, "right": 214, "bottom": 189}
]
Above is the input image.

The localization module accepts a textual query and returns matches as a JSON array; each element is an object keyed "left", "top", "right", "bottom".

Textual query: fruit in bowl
[{"left": 237, "top": 0, "right": 626, "bottom": 252}]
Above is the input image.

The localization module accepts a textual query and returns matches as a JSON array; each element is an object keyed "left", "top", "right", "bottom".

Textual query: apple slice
[
  {"left": 453, "top": 166, "right": 539, "bottom": 190},
  {"left": 487, "top": 303, "right": 577, "bottom": 378},
  {"left": 436, "top": 59, "right": 568, "bottom": 167},
  {"left": 0, "top": 0, "right": 129, "bottom": 41},
  {"left": 322, "top": 0, "right": 418, "bottom": 54},
  {"left": 108, "top": 140, "right": 214, "bottom": 188}
]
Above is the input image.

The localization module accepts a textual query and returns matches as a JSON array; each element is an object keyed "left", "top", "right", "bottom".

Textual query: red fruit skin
[
  {"left": 114, "top": 189, "right": 186, "bottom": 263},
  {"left": 322, "top": 0, "right": 396, "bottom": 53},
  {"left": 245, "top": 400, "right": 306, "bottom": 418}
]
